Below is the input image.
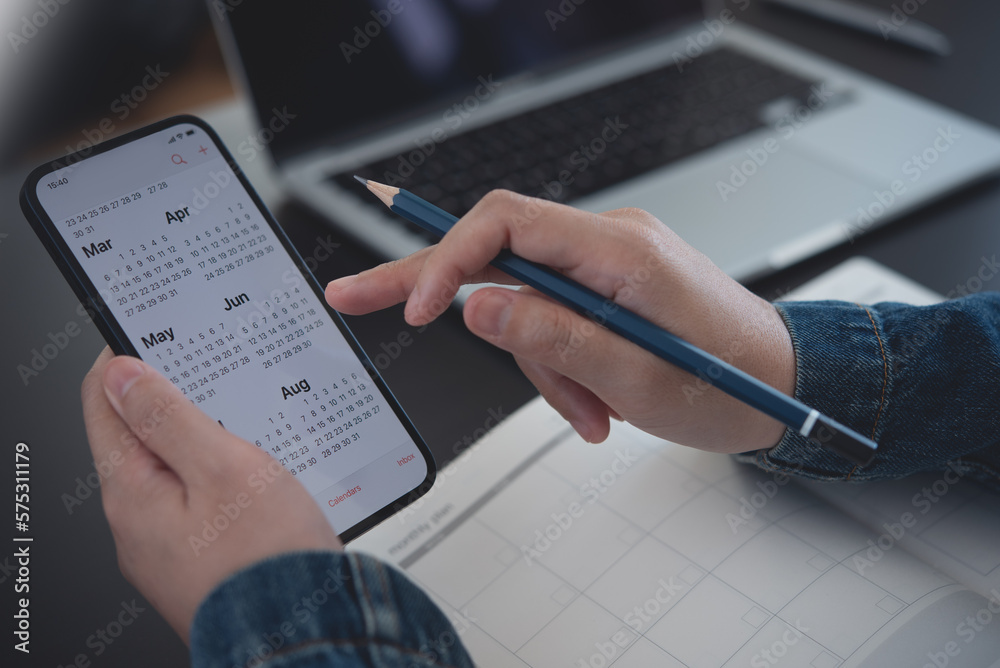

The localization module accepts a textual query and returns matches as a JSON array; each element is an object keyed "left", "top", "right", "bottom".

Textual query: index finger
[
  {"left": 324, "top": 244, "right": 516, "bottom": 316},
  {"left": 403, "top": 190, "right": 656, "bottom": 325}
]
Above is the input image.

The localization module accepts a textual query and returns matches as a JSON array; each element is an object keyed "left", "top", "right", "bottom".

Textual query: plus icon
[{"left": 198, "top": 145, "right": 208, "bottom": 155}]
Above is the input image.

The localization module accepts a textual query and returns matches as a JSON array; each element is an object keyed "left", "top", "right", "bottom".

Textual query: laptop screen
[{"left": 220, "top": 0, "right": 702, "bottom": 164}]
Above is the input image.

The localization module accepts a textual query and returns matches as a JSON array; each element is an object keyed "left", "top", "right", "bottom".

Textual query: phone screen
[{"left": 22, "top": 117, "right": 434, "bottom": 540}]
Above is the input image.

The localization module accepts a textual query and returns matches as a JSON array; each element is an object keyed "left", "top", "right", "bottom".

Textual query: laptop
[{"left": 211, "top": 0, "right": 1000, "bottom": 282}]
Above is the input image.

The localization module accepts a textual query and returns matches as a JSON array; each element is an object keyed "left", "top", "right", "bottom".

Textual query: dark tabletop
[{"left": 3, "top": 1, "right": 999, "bottom": 665}]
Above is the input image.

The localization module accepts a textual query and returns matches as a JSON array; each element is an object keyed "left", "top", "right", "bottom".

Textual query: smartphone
[{"left": 20, "top": 115, "right": 435, "bottom": 542}]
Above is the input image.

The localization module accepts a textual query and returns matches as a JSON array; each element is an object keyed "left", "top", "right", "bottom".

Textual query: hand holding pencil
[{"left": 326, "top": 188, "right": 816, "bottom": 454}]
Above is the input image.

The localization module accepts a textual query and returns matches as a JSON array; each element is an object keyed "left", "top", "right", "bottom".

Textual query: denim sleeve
[
  {"left": 734, "top": 294, "right": 1000, "bottom": 488},
  {"left": 189, "top": 550, "right": 474, "bottom": 668}
]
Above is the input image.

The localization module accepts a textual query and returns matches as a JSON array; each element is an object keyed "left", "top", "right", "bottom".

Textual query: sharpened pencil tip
[
  {"left": 353, "top": 174, "right": 368, "bottom": 186},
  {"left": 356, "top": 178, "right": 400, "bottom": 208}
]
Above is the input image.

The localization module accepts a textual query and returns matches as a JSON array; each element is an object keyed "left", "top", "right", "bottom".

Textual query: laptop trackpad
[{"left": 577, "top": 146, "right": 878, "bottom": 280}]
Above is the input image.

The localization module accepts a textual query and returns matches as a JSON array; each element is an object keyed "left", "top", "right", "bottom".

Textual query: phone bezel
[{"left": 19, "top": 114, "right": 437, "bottom": 543}]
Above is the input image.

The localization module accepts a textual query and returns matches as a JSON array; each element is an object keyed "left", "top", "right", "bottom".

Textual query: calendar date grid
[
  {"left": 154, "top": 288, "right": 328, "bottom": 401},
  {"left": 97, "top": 202, "right": 277, "bottom": 319},
  {"left": 253, "top": 373, "right": 383, "bottom": 478},
  {"left": 61, "top": 178, "right": 168, "bottom": 231}
]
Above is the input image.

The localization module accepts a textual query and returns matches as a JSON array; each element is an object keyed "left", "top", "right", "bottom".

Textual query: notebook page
[{"left": 351, "top": 257, "right": 1000, "bottom": 666}]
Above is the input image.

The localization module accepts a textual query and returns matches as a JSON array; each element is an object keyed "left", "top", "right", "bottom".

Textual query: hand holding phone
[
  {"left": 21, "top": 116, "right": 436, "bottom": 541},
  {"left": 81, "top": 347, "right": 344, "bottom": 642}
]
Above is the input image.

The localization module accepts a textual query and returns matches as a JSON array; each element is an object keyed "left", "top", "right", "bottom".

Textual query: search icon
[{"left": 171, "top": 154, "right": 187, "bottom": 165}]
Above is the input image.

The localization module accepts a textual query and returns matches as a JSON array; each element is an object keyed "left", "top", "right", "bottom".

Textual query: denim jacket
[
  {"left": 736, "top": 294, "right": 1000, "bottom": 488},
  {"left": 190, "top": 294, "right": 1000, "bottom": 667},
  {"left": 190, "top": 550, "right": 476, "bottom": 668}
]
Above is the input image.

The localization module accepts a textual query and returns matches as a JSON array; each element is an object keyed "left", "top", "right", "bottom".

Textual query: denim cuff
[
  {"left": 190, "top": 550, "right": 474, "bottom": 668},
  {"left": 735, "top": 297, "right": 1000, "bottom": 488},
  {"left": 734, "top": 300, "right": 893, "bottom": 481}
]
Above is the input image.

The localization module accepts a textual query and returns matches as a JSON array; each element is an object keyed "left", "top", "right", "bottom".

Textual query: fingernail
[
  {"left": 104, "top": 357, "right": 145, "bottom": 411},
  {"left": 570, "top": 420, "right": 594, "bottom": 444},
  {"left": 472, "top": 292, "right": 512, "bottom": 337},
  {"left": 328, "top": 275, "right": 356, "bottom": 291},
  {"left": 404, "top": 283, "right": 425, "bottom": 324}
]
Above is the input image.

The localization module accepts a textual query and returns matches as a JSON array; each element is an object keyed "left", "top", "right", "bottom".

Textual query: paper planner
[{"left": 353, "top": 257, "right": 1000, "bottom": 667}]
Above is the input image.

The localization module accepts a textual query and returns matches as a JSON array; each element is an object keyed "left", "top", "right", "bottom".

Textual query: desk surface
[{"left": 4, "top": 3, "right": 1000, "bottom": 665}]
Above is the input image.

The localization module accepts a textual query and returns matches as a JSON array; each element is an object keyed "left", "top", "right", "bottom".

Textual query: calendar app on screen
[{"left": 24, "top": 117, "right": 435, "bottom": 539}]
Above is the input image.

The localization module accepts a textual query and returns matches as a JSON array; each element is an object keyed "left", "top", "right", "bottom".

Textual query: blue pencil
[{"left": 355, "top": 176, "right": 878, "bottom": 466}]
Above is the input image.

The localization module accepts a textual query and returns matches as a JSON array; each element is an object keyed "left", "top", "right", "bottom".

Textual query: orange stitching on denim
[{"left": 858, "top": 302, "right": 888, "bottom": 441}]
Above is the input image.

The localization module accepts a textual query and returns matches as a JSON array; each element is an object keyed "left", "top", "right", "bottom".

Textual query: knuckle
[
  {"left": 472, "top": 189, "right": 536, "bottom": 225},
  {"left": 516, "top": 302, "right": 583, "bottom": 364},
  {"left": 633, "top": 209, "right": 662, "bottom": 228},
  {"left": 381, "top": 246, "right": 431, "bottom": 275},
  {"left": 115, "top": 545, "right": 141, "bottom": 587},
  {"left": 102, "top": 490, "right": 126, "bottom": 528},
  {"left": 82, "top": 349, "right": 112, "bottom": 405},
  {"left": 81, "top": 367, "right": 101, "bottom": 407},
  {"left": 478, "top": 188, "right": 519, "bottom": 210},
  {"left": 123, "top": 375, "right": 173, "bottom": 428},
  {"left": 604, "top": 206, "right": 660, "bottom": 228}
]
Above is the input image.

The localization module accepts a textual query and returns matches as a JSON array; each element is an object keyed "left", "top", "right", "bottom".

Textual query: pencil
[{"left": 355, "top": 176, "right": 878, "bottom": 466}]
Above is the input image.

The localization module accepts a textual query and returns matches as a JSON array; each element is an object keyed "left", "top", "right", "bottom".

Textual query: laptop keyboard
[{"left": 335, "top": 48, "right": 820, "bottom": 241}]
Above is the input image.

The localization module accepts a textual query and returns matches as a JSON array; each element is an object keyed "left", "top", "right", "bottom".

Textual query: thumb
[
  {"left": 102, "top": 356, "right": 237, "bottom": 485},
  {"left": 463, "top": 288, "right": 670, "bottom": 404}
]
